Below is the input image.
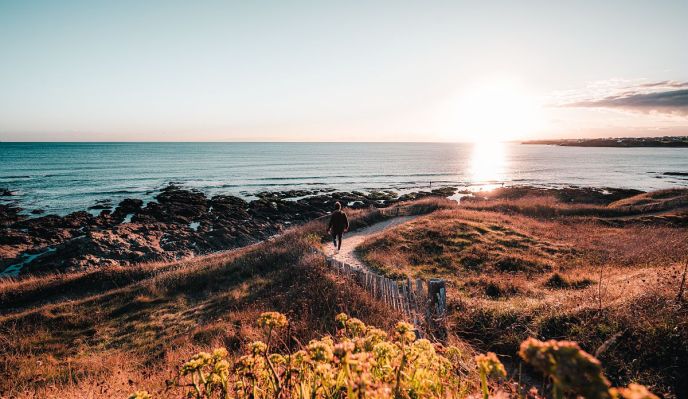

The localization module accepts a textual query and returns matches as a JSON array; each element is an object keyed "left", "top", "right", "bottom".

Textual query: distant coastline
[{"left": 522, "top": 136, "right": 688, "bottom": 147}]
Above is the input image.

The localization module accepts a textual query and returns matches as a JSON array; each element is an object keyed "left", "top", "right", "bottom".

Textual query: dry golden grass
[
  {"left": 356, "top": 209, "right": 570, "bottom": 279},
  {"left": 461, "top": 188, "right": 688, "bottom": 222},
  {"left": 608, "top": 188, "right": 688, "bottom": 210},
  {"left": 2, "top": 192, "right": 685, "bottom": 397},
  {"left": 0, "top": 198, "right": 452, "bottom": 398},
  {"left": 355, "top": 194, "right": 688, "bottom": 398}
]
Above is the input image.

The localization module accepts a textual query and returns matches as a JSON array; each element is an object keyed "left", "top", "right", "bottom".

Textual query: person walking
[{"left": 327, "top": 201, "right": 349, "bottom": 251}]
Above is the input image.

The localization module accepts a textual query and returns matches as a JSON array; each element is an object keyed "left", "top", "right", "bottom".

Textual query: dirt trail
[{"left": 325, "top": 215, "right": 419, "bottom": 268}]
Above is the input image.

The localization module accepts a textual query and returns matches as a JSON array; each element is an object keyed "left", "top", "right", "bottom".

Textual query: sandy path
[{"left": 325, "top": 216, "right": 419, "bottom": 269}]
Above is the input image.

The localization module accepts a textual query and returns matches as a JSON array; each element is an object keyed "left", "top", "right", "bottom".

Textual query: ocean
[{"left": 1, "top": 142, "right": 687, "bottom": 215}]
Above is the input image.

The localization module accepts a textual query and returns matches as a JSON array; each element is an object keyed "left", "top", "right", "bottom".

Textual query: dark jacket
[{"left": 328, "top": 210, "right": 349, "bottom": 234}]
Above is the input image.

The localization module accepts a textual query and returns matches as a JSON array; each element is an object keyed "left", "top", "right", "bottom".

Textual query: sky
[{"left": 0, "top": 0, "right": 687, "bottom": 142}]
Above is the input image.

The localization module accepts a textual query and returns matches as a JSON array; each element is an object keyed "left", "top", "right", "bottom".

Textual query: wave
[
  {"left": 246, "top": 172, "right": 455, "bottom": 181},
  {"left": 49, "top": 189, "right": 149, "bottom": 199}
]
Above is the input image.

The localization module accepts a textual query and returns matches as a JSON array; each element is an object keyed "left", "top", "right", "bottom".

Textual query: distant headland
[{"left": 522, "top": 136, "right": 688, "bottom": 147}]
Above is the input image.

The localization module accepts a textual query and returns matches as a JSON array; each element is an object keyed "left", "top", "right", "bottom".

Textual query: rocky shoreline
[
  {"left": 3, "top": 183, "right": 678, "bottom": 278},
  {"left": 0, "top": 184, "right": 456, "bottom": 277},
  {"left": 522, "top": 136, "right": 688, "bottom": 147}
]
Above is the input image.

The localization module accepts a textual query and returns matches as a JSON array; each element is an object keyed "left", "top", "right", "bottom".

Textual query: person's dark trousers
[{"left": 332, "top": 231, "right": 343, "bottom": 250}]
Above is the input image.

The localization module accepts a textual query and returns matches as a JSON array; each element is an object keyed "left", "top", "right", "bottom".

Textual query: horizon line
[
  {"left": 0, "top": 135, "right": 686, "bottom": 144},
  {"left": 0, "top": 140, "right": 504, "bottom": 144}
]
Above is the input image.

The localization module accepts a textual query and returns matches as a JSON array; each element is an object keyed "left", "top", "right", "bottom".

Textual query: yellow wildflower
[
  {"left": 257, "top": 311, "right": 288, "bottom": 329},
  {"left": 345, "top": 317, "right": 367, "bottom": 336},
  {"left": 519, "top": 337, "right": 611, "bottom": 399},
  {"left": 307, "top": 338, "right": 334, "bottom": 362},
  {"left": 234, "top": 354, "right": 256, "bottom": 373},
  {"left": 372, "top": 341, "right": 398, "bottom": 365},
  {"left": 336, "top": 312, "right": 349, "bottom": 325},
  {"left": 394, "top": 321, "right": 416, "bottom": 343},
  {"left": 333, "top": 340, "right": 356, "bottom": 359},
  {"left": 475, "top": 352, "right": 506, "bottom": 379},
  {"left": 181, "top": 352, "right": 212, "bottom": 374},
  {"left": 269, "top": 353, "right": 285, "bottom": 365},
  {"left": 248, "top": 340, "right": 268, "bottom": 356},
  {"left": 212, "top": 347, "right": 228, "bottom": 360},
  {"left": 214, "top": 359, "right": 230, "bottom": 376}
]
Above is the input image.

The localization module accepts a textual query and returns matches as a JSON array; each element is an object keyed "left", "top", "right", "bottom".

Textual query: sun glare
[
  {"left": 443, "top": 79, "right": 544, "bottom": 143},
  {"left": 470, "top": 140, "right": 507, "bottom": 187}
]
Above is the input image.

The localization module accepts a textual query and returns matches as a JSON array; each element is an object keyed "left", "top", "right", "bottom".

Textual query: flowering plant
[
  {"left": 518, "top": 338, "right": 657, "bottom": 399},
  {"left": 131, "top": 313, "right": 658, "bottom": 399}
]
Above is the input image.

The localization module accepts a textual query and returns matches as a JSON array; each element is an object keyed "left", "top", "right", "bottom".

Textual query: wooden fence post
[{"left": 427, "top": 278, "right": 447, "bottom": 340}]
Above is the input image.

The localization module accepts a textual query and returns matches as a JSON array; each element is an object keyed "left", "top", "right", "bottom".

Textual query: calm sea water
[{"left": 1, "top": 142, "right": 687, "bottom": 215}]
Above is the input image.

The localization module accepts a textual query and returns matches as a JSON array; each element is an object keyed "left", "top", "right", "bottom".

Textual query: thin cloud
[
  {"left": 636, "top": 80, "right": 688, "bottom": 89},
  {"left": 562, "top": 81, "right": 688, "bottom": 115}
]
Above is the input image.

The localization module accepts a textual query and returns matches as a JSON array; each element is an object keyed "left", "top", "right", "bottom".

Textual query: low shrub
[
  {"left": 545, "top": 272, "right": 593, "bottom": 289},
  {"left": 130, "top": 312, "right": 659, "bottom": 399},
  {"left": 464, "top": 278, "right": 521, "bottom": 299}
]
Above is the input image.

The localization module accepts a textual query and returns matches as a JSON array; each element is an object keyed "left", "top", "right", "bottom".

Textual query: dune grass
[
  {"left": 355, "top": 194, "right": 688, "bottom": 397},
  {"left": 1, "top": 192, "right": 685, "bottom": 397},
  {"left": 460, "top": 187, "right": 688, "bottom": 221},
  {"left": 0, "top": 197, "right": 452, "bottom": 398}
]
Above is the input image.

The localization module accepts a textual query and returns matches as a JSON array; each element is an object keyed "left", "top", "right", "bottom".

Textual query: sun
[{"left": 441, "top": 79, "right": 544, "bottom": 142}]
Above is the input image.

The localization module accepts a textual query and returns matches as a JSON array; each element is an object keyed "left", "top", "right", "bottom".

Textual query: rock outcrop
[{"left": 0, "top": 184, "right": 457, "bottom": 276}]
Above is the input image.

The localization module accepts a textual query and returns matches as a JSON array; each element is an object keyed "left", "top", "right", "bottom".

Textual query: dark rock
[
  {"left": 21, "top": 223, "right": 176, "bottom": 273},
  {"left": 2, "top": 184, "right": 461, "bottom": 277},
  {"left": 256, "top": 189, "right": 316, "bottom": 200},
  {"left": 156, "top": 185, "right": 206, "bottom": 206},
  {"left": 88, "top": 199, "right": 113, "bottom": 210},
  {"left": 0, "top": 203, "right": 25, "bottom": 227},
  {"left": 210, "top": 195, "right": 249, "bottom": 215},
  {"left": 112, "top": 198, "right": 144, "bottom": 220},
  {"left": 0, "top": 188, "right": 14, "bottom": 196},
  {"left": 62, "top": 211, "right": 97, "bottom": 229},
  {"left": 431, "top": 187, "right": 457, "bottom": 197},
  {"left": 141, "top": 185, "right": 208, "bottom": 223},
  {"left": 366, "top": 191, "right": 396, "bottom": 201},
  {"left": 88, "top": 204, "right": 112, "bottom": 210}
]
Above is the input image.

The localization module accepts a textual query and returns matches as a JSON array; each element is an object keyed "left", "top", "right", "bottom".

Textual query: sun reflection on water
[{"left": 469, "top": 141, "right": 508, "bottom": 189}]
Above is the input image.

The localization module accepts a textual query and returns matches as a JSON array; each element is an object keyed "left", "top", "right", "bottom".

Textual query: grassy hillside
[
  {"left": 1, "top": 192, "right": 684, "bottom": 398},
  {"left": 356, "top": 190, "right": 688, "bottom": 398},
  {"left": 0, "top": 199, "right": 454, "bottom": 398}
]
